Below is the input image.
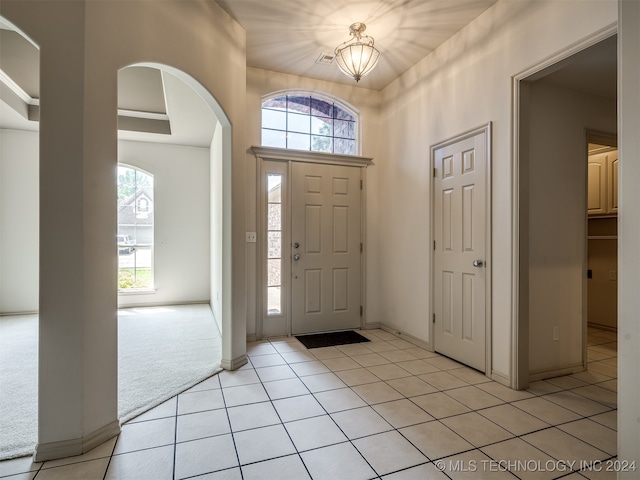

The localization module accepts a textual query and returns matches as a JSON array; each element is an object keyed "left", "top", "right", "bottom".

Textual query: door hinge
[
  {"left": 360, "top": 242, "right": 363, "bottom": 253},
  {"left": 432, "top": 313, "right": 435, "bottom": 324},
  {"left": 433, "top": 167, "right": 436, "bottom": 178},
  {"left": 360, "top": 179, "right": 363, "bottom": 190},
  {"left": 433, "top": 240, "right": 436, "bottom": 250},
  {"left": 360, "top": 306, "right": 363, "bottom": 316}
]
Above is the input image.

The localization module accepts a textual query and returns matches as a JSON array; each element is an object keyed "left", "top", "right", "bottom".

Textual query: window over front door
[{"left": 261, "top": 93, "right": 359, "bottom": 155}]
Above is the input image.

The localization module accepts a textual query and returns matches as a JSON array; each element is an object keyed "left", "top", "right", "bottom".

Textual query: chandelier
[{"left": 334, "top": 22, "right": 380, "bottom": 82}]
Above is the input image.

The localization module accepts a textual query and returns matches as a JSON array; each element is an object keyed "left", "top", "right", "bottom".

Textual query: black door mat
[{"left": 296, "top": 330, "right": 370, "bottom": 349}]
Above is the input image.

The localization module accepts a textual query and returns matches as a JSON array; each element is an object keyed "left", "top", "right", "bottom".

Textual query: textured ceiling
[
  {"left": 216, "top": 0, "right": 498, "bottom": 90},
  {"left": 0, "top": 2, "right": 617, "bottom": 146}
]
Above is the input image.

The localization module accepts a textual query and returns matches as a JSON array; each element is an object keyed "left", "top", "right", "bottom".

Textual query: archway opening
[{"left": 115, "top": 64, "right": 230, "bottom": 422}]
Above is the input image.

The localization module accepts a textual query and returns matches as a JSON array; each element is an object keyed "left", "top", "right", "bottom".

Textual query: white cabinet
[{"left": 588, "top": 150, "right": 618, "bottom": 216}]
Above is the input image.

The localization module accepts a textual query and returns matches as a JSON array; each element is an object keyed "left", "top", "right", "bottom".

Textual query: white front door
[
  {"left": 433, "top": 127, "right": 489, "bottom": 372},
  {"left": 291, "top": 162, "right": 362, "bottom": 334}
]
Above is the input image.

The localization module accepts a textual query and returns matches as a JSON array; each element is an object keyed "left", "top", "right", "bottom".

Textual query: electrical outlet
[
  {"left": 553, "top": 326, "right": 560, "bottom": 341},
  {"left": 246, "top": 232, "right": 257, "bottom": 243}
]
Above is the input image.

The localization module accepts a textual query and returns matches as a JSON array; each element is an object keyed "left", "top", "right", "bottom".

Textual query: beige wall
[
  {"left": 0, "top": 133, "right": 213, "bottom": 312},
  {"left": 378, "top": 0, "right": 617, "bottom": 380},
  {"left": 0, "top": 0, "right": 246, "bottom": 460},
  {"left": 526, "top": 82, "right": 616, "bottom": 376},
  {"left": 0, "top": 130, "right": 38, "bottom": 314},
  {"left": 245, "top": 67, "right": 383, "bottom": 338},
  {"left": 2, "top": 0, "right": 638, "bottom": 468},
  {"left": 117, "top": 140, "right": 211, "bottom": 308}
]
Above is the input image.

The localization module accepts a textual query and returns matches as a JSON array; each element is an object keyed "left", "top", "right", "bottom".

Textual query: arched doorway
[{"left": 115, "top": 64, "right": 230, "bottom": 422}]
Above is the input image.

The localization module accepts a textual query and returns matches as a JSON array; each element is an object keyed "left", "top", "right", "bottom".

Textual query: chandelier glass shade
[{"left": 334, "top": 22, "right": 380, "bottom": 82}]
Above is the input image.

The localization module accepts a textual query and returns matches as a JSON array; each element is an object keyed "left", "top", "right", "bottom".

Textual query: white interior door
[
  {"left": 291, "top": 162, "right": 361, "bottom": 334},
  {"left": 433, "top": 128, "right": 488, "bottom": 372}
]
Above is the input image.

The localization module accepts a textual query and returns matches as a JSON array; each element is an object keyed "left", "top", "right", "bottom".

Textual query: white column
[{"left": 1, "top": 0, "right": 121, "bottom": 461}]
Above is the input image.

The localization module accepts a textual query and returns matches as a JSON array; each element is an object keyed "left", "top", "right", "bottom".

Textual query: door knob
[
  {"left": 293, "top": 254, "right": 300, "bottom": 261},
  {"left": 473, "top": 260, "right": 484, "bottom": 267},
  {"left": 293, "top": 242, "right": 300, "bottom": 249}
]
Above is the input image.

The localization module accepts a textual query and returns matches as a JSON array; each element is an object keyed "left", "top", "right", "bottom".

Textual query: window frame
[
  {"left": 117, "top": 164, "right": 155, "bottom": 293},
  {"left": 261, "top": 90, "right": 362, "bottom": 156}
]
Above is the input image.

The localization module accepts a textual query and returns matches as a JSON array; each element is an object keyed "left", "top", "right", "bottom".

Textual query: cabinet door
[
  {"left": 607, "top": 152, "right": 618, "bottom": 214},
  {"left": 587, "top": 153, "right": 607, "bottom": 215}
]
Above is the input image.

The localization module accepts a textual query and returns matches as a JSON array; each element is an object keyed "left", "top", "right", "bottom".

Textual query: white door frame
[
  {"left": 511, "top": 24, "right": 617, "bottom": 390},
  {"left": 430, "top": 123, "right": 493, "bottom": 375},
  {"left": 252, "top": 146, "right": 373, "bottom": 339}
]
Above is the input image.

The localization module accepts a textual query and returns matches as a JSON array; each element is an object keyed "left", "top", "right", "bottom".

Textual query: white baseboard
[
  {"left": 490, "top": 370, "right": 511, "bottom": 387},
  {"left": 378, "top": 323, "right": 432, "bottom": 351},
  {"left": 221, "top": 354, "right": 248, "bottom": 371},
  {"left": 0, "top": 311, "right": 38, "bottom": 317},
  {"left": 528, "top": 363, "right": 584, "bottom": 383},
  {"left": 34, "top": 419, "right": 121, "bottom": 462}
]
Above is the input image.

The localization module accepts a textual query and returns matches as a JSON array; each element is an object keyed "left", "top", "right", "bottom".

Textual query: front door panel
[{"left": 291, "top": 162, "right": 361, "bottom": 334}]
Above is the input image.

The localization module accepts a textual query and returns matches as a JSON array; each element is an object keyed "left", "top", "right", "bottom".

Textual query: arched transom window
[{"left": 261, "top": 93, "right": 359, "bottom": 155}]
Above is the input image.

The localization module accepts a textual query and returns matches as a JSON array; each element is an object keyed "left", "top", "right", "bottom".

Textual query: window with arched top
[
  {"left": 117, "top": 165, "right": 154, "bottom": 291},
  {"left": 261, "top": 92, "right": 359, "bottom": 155}
]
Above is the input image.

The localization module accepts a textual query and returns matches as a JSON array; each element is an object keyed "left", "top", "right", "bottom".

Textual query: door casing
[{"left": 252, "top": 146, "right": 373, "bottom": 339}]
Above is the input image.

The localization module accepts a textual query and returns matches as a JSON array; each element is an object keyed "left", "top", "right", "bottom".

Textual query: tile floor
[{"left": 0, "top": 327, "right": 618, "bottom": 480}]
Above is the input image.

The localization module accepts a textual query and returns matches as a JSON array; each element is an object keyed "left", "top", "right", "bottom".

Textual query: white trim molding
[
  {"left": 510, "top": 22, "right": 617, "bottom": 390},
  {"left": 251, "top": 146, "right": 373, "bottom": 168},
  {"left": 34, "top": 419, "right": 121, "bottom": 462},
  {"left": 221, "top": 354, "right": 248, "bottom": 371}
]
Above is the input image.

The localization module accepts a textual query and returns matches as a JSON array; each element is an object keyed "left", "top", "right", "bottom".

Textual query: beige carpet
[{"left": 0, "top": 304, "right": 222, "bottom": 460}]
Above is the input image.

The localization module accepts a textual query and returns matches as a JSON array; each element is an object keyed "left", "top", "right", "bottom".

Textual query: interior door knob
[
  {"left": 473, "top": 259, "right": 484, "bottom": 267},
  {"left": 293, "top": 254, "right": 300, "bottom": 261},
  {"left": 293, "top": 242, "right": 300, "bottom": 249}
]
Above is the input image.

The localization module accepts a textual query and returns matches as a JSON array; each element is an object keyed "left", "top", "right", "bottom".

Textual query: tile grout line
[
  {"left": 267, "top": 335, "right": 388, "bottom": 479},
  {"left": 218, "top": 373, "right": 246, "bottom": 480},
  {"left": 13, "top": 328, "right": 615, "bottom": 480}
]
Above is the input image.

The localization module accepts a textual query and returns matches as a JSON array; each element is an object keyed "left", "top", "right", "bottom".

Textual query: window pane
[
  {"left": 334, "top": 119, "right": 355, "bottom": 139},
  {"left": 118, "top": 166, "right": 154, "bottom": 291},
  {"left": 311, "top": 116, "right": 333, "bottom": 136},
  {"left": 334, "top": 138, "right": 356, "bottom": 155},
  {"left": 287, "top": 112, "right": 310, "bottom": 134},
  {"left": 287, "top": 95, "right": 311, "bottom": 114},
  {"left": 268, "top": 231, "right": 281, "bottom": 258},
  {"left": 267, "top": 174, "right": 282, "bottom": 202},
  {"left": 311, "top": 97, "right": 333, "bottom": 118},
  {"left": 262, "top": 94, "right": 358, "bottom": 154},
  {"left": 263, "top": 96, "right": 287, "bottom": 109},
  {"left": 311, "top": 135, "right": 333, "bottom": 153},
  {"left": 133, "top": 245, "right": 152, "bottom": 288},
  {"left": 268, "top": 203, "right": 281, "bottom": 230},
  {"left": 267, "top": 286, "right": 281, "bottom": 315},
  {"left": 262, "top": 109, "right": 286, "bottom": 130},
  {"left": 334, "top": 106, "right": 355, "bottom": 121},
  {"left": 262, "top": 129, "right": 286, "bottom": 148},
  {"left": 267, "top": 258, "right": 281, "bottom": 286},
  {"left": 288, "top": 132, "right": 310, "bottom": 150}
]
